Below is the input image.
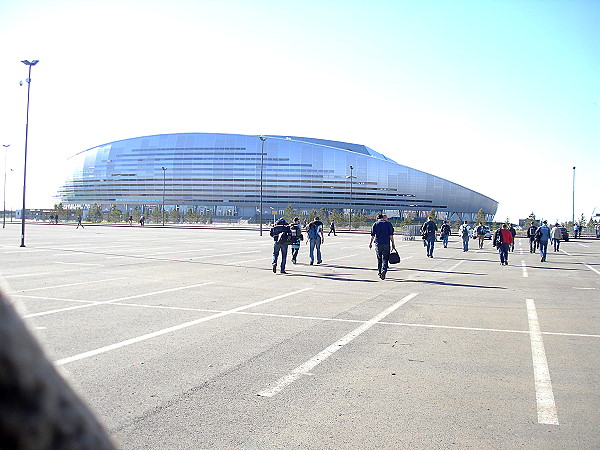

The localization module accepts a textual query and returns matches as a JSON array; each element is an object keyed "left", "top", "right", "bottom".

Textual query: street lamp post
[
  {"left": 162, "top": 167, "right": 167, "bottom": 226},
  {"left": 20, "top": 59, "right": 39, "bottom": 247},
  {"left": 2, "top": 144, "right": 9, "bottom": 229},
  {"left": 572, "top": 166, "right": 576, "bottom": 226},
  {"left": 347, "top": 165, "right": 355, "bottom": 230},
  {"left": 259, "top": 136, "right": 266, "bottom": 236}
]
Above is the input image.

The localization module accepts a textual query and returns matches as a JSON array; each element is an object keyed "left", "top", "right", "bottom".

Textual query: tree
[
  {"left": 283, "top": 204, "right": 297, "bottom": 223},
  {"left": 107, "top": 205, "right": 123, "bottom": 222},
  {"left": 88, "top": 204, "right": 103, "bottom": 223},
  {"left": 170, "top": 208, "right": 182, "bottom": 223},
  {"left": 474, "top": 208, "right": 486, "bottom": 226},
  {"left": 132, "top": 206, "right": 141, "bottom": 223},
  {"left": 524, "top": 212, "right": 537, "bottom": 228},
  {"left": 402, "top": 214, "right": 414, "bottom": 225},
  {"left": 427, "top": 208, "right": 438, "bottom": 220},
  {"left": 185, "top": 208, "right": 198, "bottom": 223}
]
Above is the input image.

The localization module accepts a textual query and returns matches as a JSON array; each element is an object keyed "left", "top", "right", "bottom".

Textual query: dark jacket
[{"left": 270, "top": 219, "right": 290, "bottom": 242}]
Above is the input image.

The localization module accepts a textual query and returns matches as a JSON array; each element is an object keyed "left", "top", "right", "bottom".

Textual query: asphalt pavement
[{"left": 1, "top": 222, "right": 599, "bottom": 449}]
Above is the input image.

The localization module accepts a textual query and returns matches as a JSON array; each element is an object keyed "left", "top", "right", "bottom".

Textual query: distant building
[{"left": 57, "top": 133, "right": 498, "bottom": 221}]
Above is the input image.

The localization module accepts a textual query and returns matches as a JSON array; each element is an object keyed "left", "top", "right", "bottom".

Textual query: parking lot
[{"left": 1, "top": 223, "right": 599, "bottom": 449}]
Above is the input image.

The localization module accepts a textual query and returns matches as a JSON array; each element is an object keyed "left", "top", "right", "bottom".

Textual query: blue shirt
[
  {"left": 371, "top": 220, "right": 394, "bottom": 245},
  {"left": 537, "top": 225, "right": 551, "bottom": 242}
]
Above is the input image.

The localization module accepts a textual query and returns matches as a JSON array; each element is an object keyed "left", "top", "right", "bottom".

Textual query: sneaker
[
  {"left": 292, "top": 259, "right": 296, "bottom": 264},
  {"left": 272, "top": 264, "right": 277, "bottom": 273},
  {"left": 317, "top": 261, "right": 322, "bottom": 264},
  {"left": 281, "top": 271, "right": 288, "bottom": 274},
  {"left": 310, "top": 261, "right": 313, "bottom": 265},
  {"left": 380, "top": 271, "right": 386, "bottom": 280}
]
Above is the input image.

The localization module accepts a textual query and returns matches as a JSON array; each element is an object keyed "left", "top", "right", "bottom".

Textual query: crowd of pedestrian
[{"left": 269, "top": 214, "right": 594, "bottom": 279}]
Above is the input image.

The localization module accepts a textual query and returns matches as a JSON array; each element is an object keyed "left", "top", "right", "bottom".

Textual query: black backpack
[{"left": 277, "top": 226, "right": 294, "bottom": 245}]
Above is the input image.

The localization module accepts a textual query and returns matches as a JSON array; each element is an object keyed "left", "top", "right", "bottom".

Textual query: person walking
[
  {"left": 139, "top": 215, "right": 145, "bottom": 226},
  {"left": 475, "top": 222, "right": 486, "bottom": 249},
  {"left": 551, "top": 223, "right": 562, "bottom": 252},
  {"left": 459, "top": 221, "right": 470, "bottom": 251},
  {"left": 76, "top": 215, "right": 84, "bottom": 229},
  {"left": 290, "top": 217, "right": 303, "bottom": 264},
  {"left": 440, "top": 220, "right": 451, "bottom": 248},
  {"left": 493, "top": 223, "right": 513, "bottom": 265},
  {"left": 306, "top": 216, "right": 324, "bottom": 265},
  {"left": 527, "top": 222, "right": 538, "bottom": 253},
  {"left": 369, "top": 213, "right": 396, "bottom": 280},
  {"left": 421, "top": 216, "right": 438, "bottom": 258},
  {"left": 328, "top": 221, "right": 337, "bottom": 236},
  {"left": 508, "top": 224, "right": 516, "bottom": 252},
  {"left": 270, "top": 217, "right": 291, "bottom": 274},
  {"left": 537, "top": 220, "right": 551, "bottom": 262},
  {"left": 573, "top": 223, "right": 579, "bottom": 238}
]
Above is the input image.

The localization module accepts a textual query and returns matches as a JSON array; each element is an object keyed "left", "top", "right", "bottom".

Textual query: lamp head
[{"left": 21, "top": 60, "right": 39, "bottom": 66}]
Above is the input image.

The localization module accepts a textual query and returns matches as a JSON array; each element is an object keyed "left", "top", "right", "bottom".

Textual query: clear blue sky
[{"left": 1, "top": 0, "right": 598, "bottom": 223}]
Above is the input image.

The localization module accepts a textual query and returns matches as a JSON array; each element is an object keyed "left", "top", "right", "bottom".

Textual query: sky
[{"left": 0, "top": 0, "right": 598, "bottom": 224}]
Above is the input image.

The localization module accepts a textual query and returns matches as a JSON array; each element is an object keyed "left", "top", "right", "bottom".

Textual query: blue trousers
[
  {"left": 462, "top": 235, "right": 469, "bottom": 251},
  {"left": 375, "top": 243, "right": 390, "bottom": 274},
  {"left": 442, "top": 234, "right": 449, "bottom": 247},
  {"left": 498, "top": 243, "right": 510, "bottom": 263},
  {"left": 309, "top": 238, "right": 322, "bottom": 263},
  {"left": 539, "top": 240, "right": 548, "bottom": 260},
  {"left": 272, "top": 242, "right": 288, "bottom": 271},
  {"left": 425, "top": 236, "right": 435, "bottom": 256}
]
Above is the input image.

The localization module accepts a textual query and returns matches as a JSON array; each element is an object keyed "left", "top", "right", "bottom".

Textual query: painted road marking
[
  {"left": 257, "top": 292, "right": 419, "bottom": 397},
  {"left": 447, "top": 260, "right": 465, "bottom": 272},
  {"left": 24, "top": 282, "right": 214, "bottom": 318},
  {"left": 521, "top": 261, "right": 529, "bottom": 278},
  {"left": 54, "top": 287, "right": 312, "bottom": 366},
  {"left": 578, "top": 243, "right": 589, "bottom": 248},
  {"left": 526, "top": 298, "right": 559, "bottom": 425},
  {"left": 585, "top": 264, "right": 600, "bottom": 276},
  {"left": 8, "top": 277, "right": 128, "bottom": 294}
]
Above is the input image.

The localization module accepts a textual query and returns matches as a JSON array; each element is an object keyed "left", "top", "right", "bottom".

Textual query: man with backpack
[
  {"left": 421, "top": 216, "right": 438, "bottom": 258},
  {"left": 459, "top": 220, "right": 470, "bottom": 251},
  {"left": 270, "top": 217, "right": 292, "bottom": 274},
  {"left": 440, "top": 220, "right": 451, "bottom": 248},
  {"left": 527, "top": 222, "right": 538, "bottom": 253},
  {"left": 306, "top": 216, "right": 324, "bottom": 265}
]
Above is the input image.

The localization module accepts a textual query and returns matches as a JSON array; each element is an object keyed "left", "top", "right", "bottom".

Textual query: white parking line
[
  {"left": 585, "top": 264, "right": 600, "bottom": 276},
  {"left": 8, "top": 277, "right": 128, "bottom": 294},
  {"left": 24, "top": 282, "right": 214, "bottom": 318},
  {"left": 526, "top": 298, "right": 559, "bottom": 425},
  {"left": 257, "top": 292, "right": 419, "bottom": 397},
  {"left": 578, "top": 243, "right": 589, "bottom": 248},
  {"left": 225, "top": 257, "right": 272, "bottom": 265},
  {"left": 447, "top": 260, "right": 465, "bottom": 272},
  {"left": 54, "top": 287, "right": 312, "bottom": 366},
  {"left": 325, "top": 254, "right": 358, "bottom": 262},
  {"left": 521, "top": 261, "right": 529, "bottom": 278}
]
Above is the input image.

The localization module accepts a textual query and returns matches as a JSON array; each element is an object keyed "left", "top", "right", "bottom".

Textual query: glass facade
[{"left": 57, "top": 133, "right": 498, "bottom": 220}]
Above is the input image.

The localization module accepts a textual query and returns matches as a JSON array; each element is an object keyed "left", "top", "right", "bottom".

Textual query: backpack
[
  {"left": 308, "top": 223, "right": 321, "bottom": 239},
  {"left": 277, "top": 226, "right": 294, "bottom": 245},
  {"left": 461, "top": 226, "right": 469, "bottom": 237}
]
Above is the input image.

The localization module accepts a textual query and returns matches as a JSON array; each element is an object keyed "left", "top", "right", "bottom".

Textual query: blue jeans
[
  {"left": 272, "top": 241, "right": 288, "bottom": 272},
  {"left": 498, "top": 243, "right": 509, "bottom": 263},
  {"left": 375, "top": 243, "right": 390, "bottom": 274},
  {"left": 462, "top": 235, "right": 469, "bottom": 251},
  {"left": 425, "top": 236, "right": 435, "bottom": 256},
  {"left": 539, "top": 240, "right": 548, "bottom": 260},
  {"left": 309, "top": 238, "right": 322, "bottom": 263},
  {"left": 442, "top": 234, "right": 449, "bottom": 247}
]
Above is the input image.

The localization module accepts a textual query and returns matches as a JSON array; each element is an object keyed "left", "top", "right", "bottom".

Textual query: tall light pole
[
  {"left": 3, "top": 144, "right": 9, "bottom": 229},
  {"left": 259, "top": 136, "right": 266, "bottom": 236},
  {"left": 347, "top": 165, "right": 355, "bottom": 231},
  {"left": 572, "top": 166, "right": 576, "bottom": 226},
  {"left": 20, "top": 59, "right": 39, "bottom": 247},
  {"left": 161, "top": 166, "right": 167, "bottom": 226}
]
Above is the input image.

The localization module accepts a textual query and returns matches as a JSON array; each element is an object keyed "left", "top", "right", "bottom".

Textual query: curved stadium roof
[{"left": 57, "top": 133, "right": 498, "bottom": 220}]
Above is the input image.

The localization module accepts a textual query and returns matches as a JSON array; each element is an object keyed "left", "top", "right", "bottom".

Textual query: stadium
[{"left": 57, "top": 133, "right": 498, "bottom": 222}]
